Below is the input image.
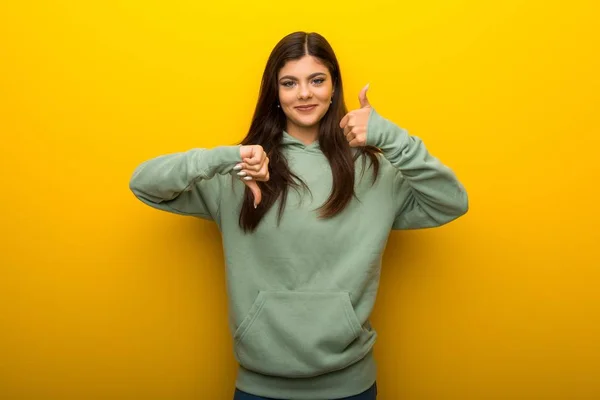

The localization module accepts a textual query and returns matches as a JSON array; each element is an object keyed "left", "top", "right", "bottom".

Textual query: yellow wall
[{"left": 1, "top": 0, "right": 599, "bottom": 398}]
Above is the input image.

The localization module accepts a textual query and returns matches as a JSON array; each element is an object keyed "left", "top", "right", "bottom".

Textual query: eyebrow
[{"left": 279, "top": 72, "right": 327, "bottom": 81}]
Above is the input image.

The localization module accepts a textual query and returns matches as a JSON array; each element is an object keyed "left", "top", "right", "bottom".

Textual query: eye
[
  {"left": 281, "top": 81, "right": 296, "bottom": 88},
  {"left": 312, "top": 78, "right": 325, "bottom": 85}
]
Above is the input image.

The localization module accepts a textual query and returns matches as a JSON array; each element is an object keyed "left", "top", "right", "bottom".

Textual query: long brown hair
[{"left": 238, "top": 31, "right": 381, "bottom": 232}]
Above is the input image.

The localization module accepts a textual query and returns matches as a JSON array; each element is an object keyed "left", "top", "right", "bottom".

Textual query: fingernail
[
  {"left": 237, "top": 171, "right": 247, "bottom": 176},
  {"left": 233, "top": 164, "right": 243, "bottom": 171},
  {"left": 243, "top": 176, "right": 252, "bottom": 181}
]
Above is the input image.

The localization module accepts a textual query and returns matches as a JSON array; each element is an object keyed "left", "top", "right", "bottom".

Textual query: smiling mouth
[{"left": 295, "top": 105, "right": 317, "bottom": 111}]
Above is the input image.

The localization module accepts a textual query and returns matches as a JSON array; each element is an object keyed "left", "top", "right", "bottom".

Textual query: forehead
[{"left": 278, "top": 55, "right": 330, "bottom": 78}]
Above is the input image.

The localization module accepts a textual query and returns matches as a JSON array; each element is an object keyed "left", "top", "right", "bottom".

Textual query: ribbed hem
[{"left": 234, "top": 350, "right": 377, "bottom": 400}]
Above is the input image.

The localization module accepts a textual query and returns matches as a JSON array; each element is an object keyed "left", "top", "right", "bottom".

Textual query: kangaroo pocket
[{"left": 233, "top": 290, "right": 375, "bottom": 378}]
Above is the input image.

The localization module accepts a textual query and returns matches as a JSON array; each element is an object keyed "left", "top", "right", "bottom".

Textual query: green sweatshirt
[{"left": 129, "top": 109, "right": 468, "bottom": 399}]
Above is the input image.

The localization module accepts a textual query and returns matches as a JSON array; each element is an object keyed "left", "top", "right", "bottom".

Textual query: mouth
[{"left": 295, "top": 104, "right": 318, "bottom": 112}]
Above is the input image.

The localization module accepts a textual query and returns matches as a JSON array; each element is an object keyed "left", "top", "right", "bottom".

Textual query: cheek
[
  {"left": 316, "top": 86, "right": 333, "bottom": 102},
  {"left": 278, "top": 89, "right": 293, "bottom": 107}
]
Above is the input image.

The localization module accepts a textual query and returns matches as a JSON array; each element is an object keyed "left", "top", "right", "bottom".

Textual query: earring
[{"left": 277, "top": 104, "right": 280, "bottom": 108}]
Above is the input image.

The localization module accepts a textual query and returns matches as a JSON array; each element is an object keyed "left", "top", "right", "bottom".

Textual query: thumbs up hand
[{"left": 339, "top": 83, "right": 372, "bottom": 147}]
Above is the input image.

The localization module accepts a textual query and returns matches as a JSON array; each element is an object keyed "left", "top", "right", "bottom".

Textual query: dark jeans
[{"left": 233, "top": 381, "right": 377, "bottom": 400}]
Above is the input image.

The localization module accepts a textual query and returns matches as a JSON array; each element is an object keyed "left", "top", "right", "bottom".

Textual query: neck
[{"left": 286, "top": 123, "right": 319, "bottom": 145}]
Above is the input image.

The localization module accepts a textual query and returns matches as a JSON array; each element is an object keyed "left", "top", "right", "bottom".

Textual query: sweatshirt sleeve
[
  {"left": 366, "top": 109, "right": 468, "bottom": 230},
  {"left": 129, "top": 145, "right": 242, "bottom": 222}
]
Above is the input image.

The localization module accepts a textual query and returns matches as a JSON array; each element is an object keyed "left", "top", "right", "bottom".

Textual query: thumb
[
  {"left": 358, "top": 83, "right": 371, "bottom": 108},
  {"left": 244, "top": 180, "right": 262, "bottom": 208}
]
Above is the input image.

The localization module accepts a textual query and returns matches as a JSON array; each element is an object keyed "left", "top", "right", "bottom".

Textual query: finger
[
  {"left": 344, "top": 125, "right": 355, "bottom": 139},
  {"left": 243, "top": 180, "right": 262, "bottom": 207},
  {"left": 249, "top": 150, "right": 266, "bottom": 165},
  {"left": 251, "top": 170, "right": 268, "bottom": 182},
  {"left": 345, "top": 130, "right": 355, "bottom": 142},
  {"left": 359, "top": 83, "right": 371, "bottom": 108},
  {"left": 260, "top": 163, "right": 269, "bottom": 181},
  {"left": 237, "top": 167, "right": 266, "bottom": 179},
  {"left": 253, "top": 161, "right": 269, "bottom": 181},
  {"left": 238, "top": 155, "right": 269, "bottom": 176},
  {"left": 241, "top": 161, "right": 262, "bottom": 172},
  {"left": 347, "top": 114, "right": 356, "bottom": 128},
  {"left": 245, "top": 146, "right": 264, "bottom": 165},
  {"left": 339, "top": 112, "right": 352, "bottom": 129},
  {"left": 348, "top": 138, "right": 363, "bottom": 147},
  {"left": 344, "top": 125, "right": 360, "bottom": 140},
  {"left": 341, "top": 114, "right": 356, "bottom": 134}
]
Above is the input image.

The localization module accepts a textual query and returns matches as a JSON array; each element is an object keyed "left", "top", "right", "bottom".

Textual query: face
[{"left": 277, "top": 55, "right": 334, "bottom": 131}]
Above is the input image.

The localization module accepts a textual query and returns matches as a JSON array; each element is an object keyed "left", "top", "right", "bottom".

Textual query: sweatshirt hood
[{"left": 281, "top": 130, "right": 322, "bottom": 154}]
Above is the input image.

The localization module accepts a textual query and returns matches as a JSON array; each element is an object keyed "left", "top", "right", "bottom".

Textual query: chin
[
  {"left": 296, "top": 119, "right": 320, "bottom": 128},
  {"left": 297, "top": 113, "right": 326, "bottom": 126}
]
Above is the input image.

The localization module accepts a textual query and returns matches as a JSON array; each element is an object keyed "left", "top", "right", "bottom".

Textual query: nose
[{"left": 297, "top": 83, "right": 313, "bottom": 100}]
